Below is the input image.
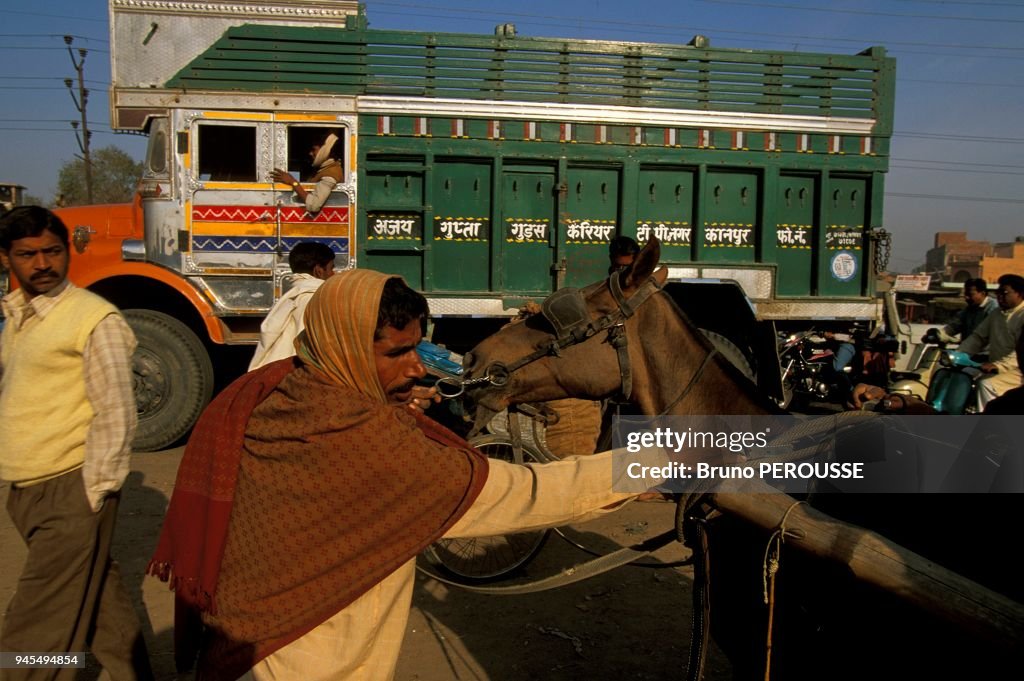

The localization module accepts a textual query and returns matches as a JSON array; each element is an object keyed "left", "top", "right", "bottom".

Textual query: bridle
[{"left": 438, "top": 271, "right": 715, "bottom": 412}]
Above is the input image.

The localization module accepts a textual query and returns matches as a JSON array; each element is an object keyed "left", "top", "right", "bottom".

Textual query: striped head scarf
[{"left": 297, "top": 269, "right": 398, "bottom": 405}]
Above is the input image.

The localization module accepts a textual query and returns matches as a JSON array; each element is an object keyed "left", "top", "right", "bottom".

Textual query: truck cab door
[
  {"left": 186, "top": 113, "right": 279, "bottom": 276},
  {"left": 272, "top": 117, "right": 354, "bottom": 293}
]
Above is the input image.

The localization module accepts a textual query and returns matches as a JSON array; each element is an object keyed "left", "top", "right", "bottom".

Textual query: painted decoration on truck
[
  {"left": 368, "top": 213, "right": 422, "bottom": 241},
  {"left": 191, "top": 236, "right": 350, "bottom": 254},
  {"left": 825, "top": 224, "right": 863, "bottom": 250},
  {"left": 190, "top": 204, "right": 350, "bottom": 254},
  {"left": 565, "top": 219, "right": 615, "bottom": 244},
  {"left": 636, "top": 221, "right": 692, "bottom": 246},
  {"left": 434, "top": 216, "right": 489, "bottom": 241},
  {"left": 703, "top": 222, "right": 754, "bottom": 248},
  {"left": 192, "top": 205, "right": 349, "bottom": 226},
  {"left": 777, "top": 223, "right": 812, "bottom": 249},
  {"left": 505, "top": 218, "right": 549, "bottom": 243},
  {"left": 830, "top": 251, "right": 858, "bottom": 282}
]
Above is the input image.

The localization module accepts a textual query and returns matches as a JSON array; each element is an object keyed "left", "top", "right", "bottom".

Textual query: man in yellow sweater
[{"left": 0, "top": 206, "right": 152, "bottom": 680}]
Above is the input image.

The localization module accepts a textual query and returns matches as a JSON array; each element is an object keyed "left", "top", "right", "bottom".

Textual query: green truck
[{"left": 57, "top": 0, "right": 894, "bottom": 449}]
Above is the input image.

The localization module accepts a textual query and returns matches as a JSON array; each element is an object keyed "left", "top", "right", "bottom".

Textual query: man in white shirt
[
  {"left": 958, "top": 274, "right": 1024, "bottom": 410},
  {"left": 249, "top": 242, "right": 335, "bottom": 370}
]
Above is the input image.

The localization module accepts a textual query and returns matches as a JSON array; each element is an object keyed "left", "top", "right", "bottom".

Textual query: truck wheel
[
  {"left": 124, "top": 309, "right": 214, "bottom": 452},
  {"left": 699, "top": 328, "right": 755, "bottom": 382}
]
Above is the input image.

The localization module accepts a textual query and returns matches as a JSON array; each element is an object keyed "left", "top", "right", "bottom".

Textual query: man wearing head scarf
[
  {"left": 149, "top": 269, "right": 666, "bottom": 681},
  {"left": 271, "top": 130, "right": 343, "bottom": 213}
]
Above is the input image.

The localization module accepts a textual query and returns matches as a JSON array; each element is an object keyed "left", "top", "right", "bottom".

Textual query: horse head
[{"left": 462, "top": 237, "right": 772, "bottom": 434}]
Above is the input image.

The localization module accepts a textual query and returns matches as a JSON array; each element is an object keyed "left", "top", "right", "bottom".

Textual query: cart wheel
[{"left": 423, "top": 435, "right": 550, "bottom": 583}]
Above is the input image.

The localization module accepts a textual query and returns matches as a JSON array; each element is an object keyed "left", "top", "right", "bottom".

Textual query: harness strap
[{"left": 606, "top": 275, "right": 663, "bottom": 400}]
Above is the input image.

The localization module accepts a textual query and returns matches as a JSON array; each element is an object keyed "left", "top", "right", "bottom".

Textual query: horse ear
[{"left": 623, "top": 236, "right": 660, "bottom": 291}]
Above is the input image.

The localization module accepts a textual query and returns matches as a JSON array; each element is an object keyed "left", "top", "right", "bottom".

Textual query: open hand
[{"left": 271, "top": 168, "right": 297, "bottom": 186}]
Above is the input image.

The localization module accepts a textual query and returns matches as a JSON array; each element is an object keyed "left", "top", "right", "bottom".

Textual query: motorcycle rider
[
  {"left": 955, "top": 274, "right": 1024, "bottom": 411},
  {"left": 853, "top": 326, "right": 1024, "bottom": 415},
  {"left": 924, "top": 278, "right": 997, "bottom": 346}
]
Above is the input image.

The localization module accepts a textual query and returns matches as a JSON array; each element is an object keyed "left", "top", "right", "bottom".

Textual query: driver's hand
[
  {"left": 407, "top": 385, "right": 441, "bottom": 413},
  {"left": 981, "top": 362, "right": 998, "bottom": 374},
  {"left": 271, "top": 168, "right": 296, "bottom": 186},
  {"left": 849, "top": 383, "right": 887, "bottom": 410}
]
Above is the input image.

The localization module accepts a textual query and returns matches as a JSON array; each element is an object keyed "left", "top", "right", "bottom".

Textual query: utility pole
[{"left": 64, "top": 35, "right": 93, "bottom": 204}]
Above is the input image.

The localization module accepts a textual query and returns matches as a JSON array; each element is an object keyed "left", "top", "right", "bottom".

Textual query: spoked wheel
[{"left": 423, "top": 434, "right": 550, "bottom": 583}]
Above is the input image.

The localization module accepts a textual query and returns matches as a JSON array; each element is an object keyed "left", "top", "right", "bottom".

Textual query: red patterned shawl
[{"left": 149, "top": 362, "right": 488, "bottom": 681}]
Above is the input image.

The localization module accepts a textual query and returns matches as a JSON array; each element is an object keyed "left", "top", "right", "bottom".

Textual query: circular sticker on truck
[{"left": 830, "top": 251, "right": 857, "bottom": 282}]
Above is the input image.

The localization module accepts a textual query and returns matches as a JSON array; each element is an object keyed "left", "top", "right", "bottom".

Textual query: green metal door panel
[
  {"left": 635, "top": 167, "right": 695, "bottom": 262},
  {"left": 701, "top": 170, "right": 758, "bottom": 264},
  {"left": 365, "top": 170, "right": 423, "bottom": 208},
  {"left": 362, "top": 168, "right": 426, "bottom": 286},
  {"left": 820, "top": 176, "right": 868, "bottom": 297},
  {"left": 363, "top": 252, "right": 424, "bottom": 289},
  {"left": 431, "top": 161, "right": 492, "bottom": 292},
  {"left": 775, "top": 174, "right": 816, "bottom": 297},
  {"left": 563, "top": 167, "right": 620, "bottom": 288},
  {"left": 501, "top": 170, "right": 556, "bottom": 294}
]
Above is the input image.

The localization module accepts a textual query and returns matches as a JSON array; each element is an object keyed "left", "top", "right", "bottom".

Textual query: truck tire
[
  {"left": 699, "top": 328, "right": 755, "bottom": 382},
  {"left": 124, "top": 309, "right": 214, "bottom": 452}
]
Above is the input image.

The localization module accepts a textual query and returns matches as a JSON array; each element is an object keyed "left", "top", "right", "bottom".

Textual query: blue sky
[{"left": 2, "top": 0, "right": 1022, "bottom": 272}]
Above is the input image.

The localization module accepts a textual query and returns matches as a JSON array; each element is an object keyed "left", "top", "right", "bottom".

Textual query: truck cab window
[
  {"left": 197, "top": 123, "right": 257, "bottom": 182},
  {"left": 286, "top": 126, "right": 344, "bottom": 182}
]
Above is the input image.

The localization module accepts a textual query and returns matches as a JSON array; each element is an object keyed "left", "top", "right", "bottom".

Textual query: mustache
[
  {"left": 390, "top": 380, "right": 416, "bottom": 395},
  {"left": 30, "top": 270, "right": 58, "bottom": 281}
]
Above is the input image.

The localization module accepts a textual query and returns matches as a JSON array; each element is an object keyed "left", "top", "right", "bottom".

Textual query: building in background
[
  {"left": 979, "top": 238, "right": 1024, "bottom": 282},
  {"left": 923, "top": 231, "right": 1024, "bottom": 285}
]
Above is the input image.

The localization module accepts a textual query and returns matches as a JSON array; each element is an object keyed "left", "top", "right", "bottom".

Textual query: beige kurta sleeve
[{"left": 443, "top": 446, "right": 669, "bottom": 539}]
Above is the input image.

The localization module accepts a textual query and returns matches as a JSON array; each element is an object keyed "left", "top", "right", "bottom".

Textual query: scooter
[
  {"left": 888, "top": 336, "right": 946, "bottom": 401},
  {"left": 924, "top": 349, "right": 985, "bottom": 415}
]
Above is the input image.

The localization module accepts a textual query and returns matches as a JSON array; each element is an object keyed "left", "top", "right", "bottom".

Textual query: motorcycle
[{"left": 778, "top": 328, "right": 897, "bottom": 410}]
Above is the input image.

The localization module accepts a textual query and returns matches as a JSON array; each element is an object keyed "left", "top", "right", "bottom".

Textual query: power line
[
  {"left": 698, "top": 0, "right": 1024, "bottom": 23},
  {"left": 888, "top": 192, "right": 1024, "bottom": 204},
  {"left": 894, "top": 1, "right": 1024, "bottom": 7},
  {"left": 7, "top": 10, "right": 106, "bottom": 23},
  {"left": 0, "top": 78, "right": 110, "bottom": 86},
  {"left": 0, "top": 46, "right": 109, "bottom": 54},
  {"left": 0, "top": 127, "right": 118, "bottom": 134},
  {"left": 891, "top": 164, "right": 1024, "bottom": 176},
  {"left": 893, "top": 157, "right": 1024, "bottom": 169},
  {"left": 0, "top": 33, "right": 106, "bottom": 42},
  {"left": 370, "top": 2, "right": 1024, "bottom": 52},
  {"left": 901, "top": 78, "right": 1023, "bottom": 88},
  {"left": 894, "top": 131, "right": 1024, "bottom": 144}
]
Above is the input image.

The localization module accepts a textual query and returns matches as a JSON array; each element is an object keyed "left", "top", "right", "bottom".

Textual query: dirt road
[{"left": 0, "top": 448, "right": 731, "bottom": 680}]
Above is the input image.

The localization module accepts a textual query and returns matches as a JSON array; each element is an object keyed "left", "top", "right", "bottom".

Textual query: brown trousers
[
  {"left": 2, "top": 471, "right": 153, "bottom": 681},
  {"left": 543, "top": 398, "right": 603, "bottom": 458}
]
